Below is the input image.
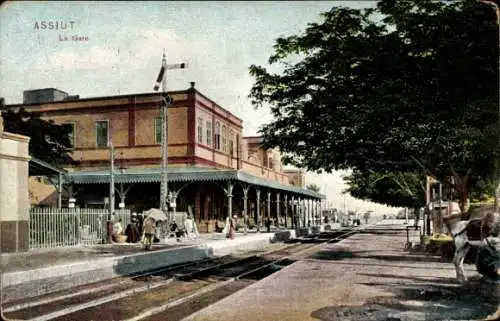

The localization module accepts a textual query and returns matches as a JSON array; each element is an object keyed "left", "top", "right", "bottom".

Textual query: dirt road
[{"left": 183, "top": 228, "right": 499, "bottom": 321}]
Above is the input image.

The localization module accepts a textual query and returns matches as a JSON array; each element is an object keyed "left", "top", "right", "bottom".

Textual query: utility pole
[
  {"left": 153, "top": 49, "right": 187, "bottom": 225},
  {"left": 479, "top": 0, "right": 500, "bottom": 211}
]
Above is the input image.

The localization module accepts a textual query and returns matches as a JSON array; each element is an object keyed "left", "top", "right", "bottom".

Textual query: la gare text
[{"left": 59, "top": 35, "right": 89, "bottom": 42}]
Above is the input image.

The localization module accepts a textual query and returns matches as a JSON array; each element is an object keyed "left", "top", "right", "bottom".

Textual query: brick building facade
[{"left": 7, "top": 84, "right": 320, "bottom": 232}]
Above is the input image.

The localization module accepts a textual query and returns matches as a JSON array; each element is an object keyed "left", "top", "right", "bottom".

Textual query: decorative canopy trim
[{"left": 66, "top": 167, "right": 325, "bottom": 199}]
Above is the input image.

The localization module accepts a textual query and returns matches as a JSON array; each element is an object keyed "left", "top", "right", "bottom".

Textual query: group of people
[
  {"left": 223, "top": 215, "right": 276, "bottom": 238},
  {"left": 112, "top": 212, "right": 282, "bottom": 245},
  {"left": 109, "top": 213, "right": 160, "bottom": 246},
  {"left": 111, "top": 216, "right": 142, "bottom": 243},
  {"left": 109, "top": 212, "right": 201, "bottom": 250}
]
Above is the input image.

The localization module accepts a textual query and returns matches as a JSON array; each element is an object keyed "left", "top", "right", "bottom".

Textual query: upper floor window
[
  {"left": 214, "top": 122, "right": 221, "bottom": 150},
  {"left": 154, "top": 117, "right": 163, "bottom": 144},
  {"left": 197, "top": 117, "right": 204, "bottom": 144},
  {"left": 206, "top": 121, "right": 212, "bottom": 147},
  {"left": 95, "top": 121, "right": 109, "bottom": 148},
  {"left": 268, "top": 157, "right": 274, "bottom": 170},
  {"left": 222, "top": 125, "right": 227, "bottom": 153},
  {"left": 62, "top": 123, "right": 75, "bottom": 148}
]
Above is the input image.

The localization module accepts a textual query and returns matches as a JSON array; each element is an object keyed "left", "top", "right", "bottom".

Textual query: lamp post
[
  {"left": 109, "top": 141, "right": 115, "bottom": 220},
  {"left": 479, "top": 0, "right": 500, "bottom": 211},
  {"left": 119, "top": 152, "right": 126, "bottom": 209},
  {"left": 153, "top": 49, "right": 187, "bottom": 226},
  {"left": 106, "top": 144, "right": 126, "bottom": 243},
  {"left": 105, "top": 139, "right": 115, "bottom": 244}
]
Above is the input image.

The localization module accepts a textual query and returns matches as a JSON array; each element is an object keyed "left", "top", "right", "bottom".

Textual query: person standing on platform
[
  {"left": 265, "top": 217, "right": 271, "bottom": 232},
  {"left": 227, "top": 215, "right": 236, "bottom": 239},
  {"left": 143, "top": 217, "right": 156, "bottom": 250}
]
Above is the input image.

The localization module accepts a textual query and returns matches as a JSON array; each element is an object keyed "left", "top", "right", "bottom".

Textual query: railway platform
[
  {"left": 183, "top": 221, "right": 498, "bottom": 321},
  {"left": 1, "top": 228, "right": 355, "bottom": 321},
  {"left": 7, "top": 220, "right": 487, "bottom": 321},
  {"left": 1, "top": 229, "right": 295, "bottom": 303}
]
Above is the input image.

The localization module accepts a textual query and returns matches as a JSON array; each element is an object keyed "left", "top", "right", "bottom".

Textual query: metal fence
[{"left": 29, "top": 208, "right": 131, "bottom": 249}]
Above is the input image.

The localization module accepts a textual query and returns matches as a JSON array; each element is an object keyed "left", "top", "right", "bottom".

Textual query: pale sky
[{"left": 0, "top": 0, "right": 401, "bottom": 215}]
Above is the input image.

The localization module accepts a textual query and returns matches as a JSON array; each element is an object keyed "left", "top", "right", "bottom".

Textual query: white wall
[{"left": 0, "top": 113, "right": 31, "bottom": 252}]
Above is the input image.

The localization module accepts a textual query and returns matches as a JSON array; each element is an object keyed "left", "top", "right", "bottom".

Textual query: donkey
[{"left": 443, "top": 210, "right": 499, "bottom": 284}]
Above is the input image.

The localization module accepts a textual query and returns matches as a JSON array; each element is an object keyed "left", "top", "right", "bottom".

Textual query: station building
[{"left": 7, "top": 84, "right": 324, "bottom": 232}]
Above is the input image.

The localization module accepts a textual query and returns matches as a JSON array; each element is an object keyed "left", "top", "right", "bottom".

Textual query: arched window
[
  {"left": 206, "top": 121, "right": 212, "bottom": 146},
  {"left": 197, "top": 117, "right": 203, "bottom": 144},
  {"left": 214, "top": 122, "right": 221, "bottom": 149},
  {"left": 229, "top": 130, "right": 234, "bottom": 156}
]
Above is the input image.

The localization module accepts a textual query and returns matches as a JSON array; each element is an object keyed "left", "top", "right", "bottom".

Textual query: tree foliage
[
  {"left": 306, "top": 183, "right": 321, "bottom": 192},
  {"left": 248, "top": 0, "right": 499, "bottom": 207},
  {"left": 343, "top": 170, "right": 425, "bottom": 209},
  {"left": 2, "top": 108, "right": 73, "bottom": 166},
  {"left": 344, "top": 168, "right": 495, "bottom": 209}
]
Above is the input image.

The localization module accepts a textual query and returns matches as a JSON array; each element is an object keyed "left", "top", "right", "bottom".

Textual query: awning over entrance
[
  {"left": 29, "top": 156, "right": 67, "bottom": 208},
  {"left": 29, "top": 156, "right": 67, "bottom": 176},
  {"left": 66, "top": 167, "right": 325, "bottom": 199}
]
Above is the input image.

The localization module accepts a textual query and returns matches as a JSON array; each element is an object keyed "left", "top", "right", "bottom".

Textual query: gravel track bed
[
  {"left": 4, "top": 279, "right": 140, "bottom": 319},
  {"left": 49, "top": 279, "right": 213, "bottom": 321},
  {"left": 142, "top": 280, "right": 255, "bottom": 321}
]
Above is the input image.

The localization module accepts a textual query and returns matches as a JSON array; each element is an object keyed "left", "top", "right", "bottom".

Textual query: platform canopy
[{"left": 65, "top": 167, "right": 325, "bottom": 199}]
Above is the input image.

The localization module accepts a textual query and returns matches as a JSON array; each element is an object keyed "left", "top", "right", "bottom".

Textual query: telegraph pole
[
  {"left": 153, "top": 49, "right": 187, "bottom": 225},
  {"left": 157, "top": 51, "right": 168, "bottom": 219}
]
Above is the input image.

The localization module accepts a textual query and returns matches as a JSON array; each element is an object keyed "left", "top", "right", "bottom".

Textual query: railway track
[{"left": 3, "top": 227, "right": 364, "bottom": 321}]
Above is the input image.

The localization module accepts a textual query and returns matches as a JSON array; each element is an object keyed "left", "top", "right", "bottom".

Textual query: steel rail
[{"left": 124, "top": 225, "right": 373, "bottom": 321}]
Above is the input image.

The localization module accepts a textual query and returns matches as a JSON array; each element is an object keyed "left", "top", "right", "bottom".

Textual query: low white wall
[{"left": 0, "top": 113, "right": 31, "bottom": 252}]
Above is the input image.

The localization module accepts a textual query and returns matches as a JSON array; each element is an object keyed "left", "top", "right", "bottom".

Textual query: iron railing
[{"left": 29, "top": 208, "right": 131, "bottom": 249}]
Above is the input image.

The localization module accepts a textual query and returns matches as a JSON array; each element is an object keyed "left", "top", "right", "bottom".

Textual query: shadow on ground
[
  {"left": 308, "top": 249, "right": 444, "bottom": 264},
  {"left": 306, "top": 231, "right": 498, "bottom": 321},
  {"left": 311, "top": 276, "right": 498, "bottom": 321}
]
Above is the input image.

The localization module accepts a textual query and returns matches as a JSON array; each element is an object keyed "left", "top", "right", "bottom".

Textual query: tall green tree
[
  {"left": 2, "top": 108, "right": 73, "bottom": 166},
  {"left": 248, "top": 0, "right": 499, "bottom": 211}
]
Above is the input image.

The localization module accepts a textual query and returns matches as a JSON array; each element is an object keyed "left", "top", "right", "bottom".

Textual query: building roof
[
  {"left": 24, "top": 88, "right": 68, "bottom": 94},
  {"left": 66, "top": 167, "right": 325, "bottom": 199},
  {"left": 7, "top": 91, "right": 179, "bottom": 108},
  {"left": 7, "top": 87, "right": 244, "bottom": 123}
]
